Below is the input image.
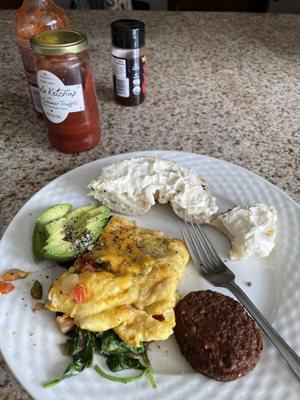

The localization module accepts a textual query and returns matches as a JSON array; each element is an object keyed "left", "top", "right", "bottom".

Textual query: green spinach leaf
[
  {"left": 45, "top": 326, "right": 156, "bottom": 389},
  {"left": 95, "top": 364, "right": 147, "bottom": 384},
  {"left": 142, "top": 351, "right": 157, "bottom": 389},
  {"left": 132, "top": 341, "right": 148, "bottom": 355},
  {"left": 63, "top": 336, "right": 80, "bottom": 356},
  {"left": 106, "top": 354, "right": 146, "bottom": 372},
  {"left": 95, "top": 330, "right": 145, "bottom": 356},
  {"left": 95, "top": 330, "right": 129, "bottom": 355},
  {"left": 44, "top": 333, "right": 93, "bottom": 388}
]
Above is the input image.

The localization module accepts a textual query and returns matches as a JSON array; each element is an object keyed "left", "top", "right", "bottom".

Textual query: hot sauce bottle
[
  {"left": 13, "top": 0, "right": 70, "bottom": 118},
  {"left": 111, "top": 19, "right": 147, "bottom": 106},
  {"left": 31, "top": 30, "right": 100, "bottom": 153}
]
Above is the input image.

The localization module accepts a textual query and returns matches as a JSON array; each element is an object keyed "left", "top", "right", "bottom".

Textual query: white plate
[{"left": 0, "top": 150, "right": 299, "bottom": 400}]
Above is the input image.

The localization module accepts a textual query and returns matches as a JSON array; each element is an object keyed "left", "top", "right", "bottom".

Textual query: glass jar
[
  {"left": 13, "top": 0, "right": 71, "bottom": 119},
  {"left": 31, "top": 29, "right": 100, "bottom": 153}
]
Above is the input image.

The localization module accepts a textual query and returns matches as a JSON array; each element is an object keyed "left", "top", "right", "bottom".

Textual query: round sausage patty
[{"left": 174, "top": 290, "right": 263, "bottom": 381}]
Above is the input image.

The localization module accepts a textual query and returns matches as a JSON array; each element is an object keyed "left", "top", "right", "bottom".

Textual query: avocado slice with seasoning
[
  {"left": 85, "top": 205, "right": 109, "bottom": 218},
  {"left": 42, "top": 205, "right": 109, "bottom": 262},
  {"left": 32, "top": 203, "right": 72, "bottom": 263},
  {"left": 44, "top": 205, "right": 98, "bottom": 238},
  {"left": 41, "top": 241, "right": 75, "bottom": 263}
]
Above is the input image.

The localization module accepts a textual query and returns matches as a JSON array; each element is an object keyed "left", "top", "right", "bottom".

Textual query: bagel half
[{"left": 88, "top": 157, "right": 217, "bottom": 223}]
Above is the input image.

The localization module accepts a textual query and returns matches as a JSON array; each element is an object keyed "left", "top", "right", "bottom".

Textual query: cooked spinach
[
  {"left": 94, "top": 330, "right": 145, "bottom": 356},
  {"left": 61, "top": 327, "right": 91, "bottom": 356},
  {"left": 142, "top": 350, "right": 157, "bottom": 389},
  {"left": 44, "top": 327, "right": 156, "bottom": 388},
  {"left": 63, "top": 336, "right": 80, "bottom": 356},
  {"left": 95, "top": 364, "right": 147, "bottom": 384},
  {"left": 96, "top": 332, "right": 156, "bottom": 388},
  {"left": 106, "top": 353, "right": 146, "bottom": 372},
  {"left": 44, "top": 329, "right": 93, "bottom": 388}
]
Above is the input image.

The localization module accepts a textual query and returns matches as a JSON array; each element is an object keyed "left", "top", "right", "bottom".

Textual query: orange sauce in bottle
[{"left": 13, "top": 0, "right": 70, "bottom": 118}]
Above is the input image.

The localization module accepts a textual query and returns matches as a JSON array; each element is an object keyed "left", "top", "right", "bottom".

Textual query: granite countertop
[{"left": 0, "top": 9, "right": 299, "bottom": 400}]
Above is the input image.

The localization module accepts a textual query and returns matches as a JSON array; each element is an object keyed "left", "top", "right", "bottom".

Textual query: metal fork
[{"left": 179, "top": 219, "right": 300, "bottom": 381}]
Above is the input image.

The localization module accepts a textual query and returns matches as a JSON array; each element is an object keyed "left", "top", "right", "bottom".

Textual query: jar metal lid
[{"left": 31, "top": 29, "right": 88, "bottom": 56}]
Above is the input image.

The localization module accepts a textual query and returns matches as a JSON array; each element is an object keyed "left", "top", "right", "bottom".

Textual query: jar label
[
  {"left": 37, "top": 70, "right": 84, "bottom": 123},
  {"left": 112, "top": 56, "right": 129, "bottom": 97},
  {"left": 112, "top": 54, "right": 147, "bottom": 99}
]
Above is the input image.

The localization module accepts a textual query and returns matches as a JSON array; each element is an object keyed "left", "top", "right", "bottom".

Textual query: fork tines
[{"left": 178, "top": 218, "right": 232, "bottom": 281}]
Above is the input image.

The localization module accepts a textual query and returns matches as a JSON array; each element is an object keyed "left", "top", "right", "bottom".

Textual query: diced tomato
[
  {"left": 0, "top": 281, "right": 15, "bottom": 294},
  {"left": 152, "top": 314, "right": 165, "bottom": 321},
  {"left": 71, "top": 284, "right": 87, "bottom": 303}
]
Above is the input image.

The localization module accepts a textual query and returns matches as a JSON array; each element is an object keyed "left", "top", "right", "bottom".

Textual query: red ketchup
[{"left": 31, "top": 29, "right": 100, "bottom": 153}]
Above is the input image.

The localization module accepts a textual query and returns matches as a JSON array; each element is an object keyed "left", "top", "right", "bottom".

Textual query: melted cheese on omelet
[{"left": 46, "top": 216, "right": 189, "bottom": 347}]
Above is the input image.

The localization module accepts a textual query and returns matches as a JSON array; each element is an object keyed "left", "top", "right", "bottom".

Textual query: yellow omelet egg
[{"left": 46, "top": 216, "right": 189, "bottom": 347}]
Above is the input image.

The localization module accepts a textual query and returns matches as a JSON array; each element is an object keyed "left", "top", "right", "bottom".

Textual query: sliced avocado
[
  {"left": 42, "top": 204, "right": 110, "bottom": 262},
  {"left": 32, "top": 203, "right": 72, "bottom": 263},
  {"left": 65, "top": 205, "right": 98, "bottom": 235},
  {"left": 65, "top": 205, "right": 97, "bottom": 223},
  {"left": 32, "top": 222, "right": 47, "bottom": 263},
  {"left": 45, "top": 218, "right": 66, "bottom": 236},
  {"left": 43, "top": 241, "right": 75, "bottom": 263},
  {"left": 85, "top": 219, "right": 109, "bottom": 243},
  {"left": 66, "top": 205, "right": 109, "bottom": 240},
  {"left": 37, "top": 204, "right": 72, "bottom": 225},
  {"left": 86, "top": 205, "right": 109, "bottom": 218}
]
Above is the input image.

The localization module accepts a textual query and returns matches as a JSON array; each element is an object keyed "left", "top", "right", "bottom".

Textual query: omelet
[{"left": 46, "top": 216, "right": 189, "bottom": 347}]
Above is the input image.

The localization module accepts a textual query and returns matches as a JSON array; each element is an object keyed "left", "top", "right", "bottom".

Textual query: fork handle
[{"left": 226, "top": 281, "right": 300, "bottom": 381}]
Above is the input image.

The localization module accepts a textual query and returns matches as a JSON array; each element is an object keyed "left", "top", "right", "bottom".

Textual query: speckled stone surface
[{"left": 0, "top": 10, "right": 299, "bottom": 400}]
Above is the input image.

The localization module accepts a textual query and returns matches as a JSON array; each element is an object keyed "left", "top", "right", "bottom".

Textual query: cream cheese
[
  {"left": 211, "top": 204, "right": 277, "bottom": 260},
  {"left": 88, "top": 157, "right": 218, "bottom": 223}
]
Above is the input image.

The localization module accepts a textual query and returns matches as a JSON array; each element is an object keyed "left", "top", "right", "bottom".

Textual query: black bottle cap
[{"left": 111, "top": 19, "right": 145, "bottom": 49}]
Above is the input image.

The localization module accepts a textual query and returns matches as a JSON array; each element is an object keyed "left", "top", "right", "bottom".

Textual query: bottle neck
[{"left": 22, "top": 0, "right": 52, "bottom": 9}]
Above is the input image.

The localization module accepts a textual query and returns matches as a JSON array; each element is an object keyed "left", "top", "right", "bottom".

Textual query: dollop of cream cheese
[
  {"left": 88, "top": 157, "right": 218, "bottom": 223},
  {"left": 211, "top": 204, "right": 277, "bottom": 260}
]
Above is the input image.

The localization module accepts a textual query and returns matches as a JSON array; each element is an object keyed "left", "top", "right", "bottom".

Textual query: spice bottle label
[
  {"left": 112, "top": 56, "right": 129, "bottom": 97},
  {"left": 112, "top": 54, "right": 147, "bottom": 99},
  {"left": 37, "top": 70, "right": 84, "bottom": 123}
]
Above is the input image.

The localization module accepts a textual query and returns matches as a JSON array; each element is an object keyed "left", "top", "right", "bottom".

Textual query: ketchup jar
[{"left": 31, "top": 29, "right": 100, "bottom": 153}]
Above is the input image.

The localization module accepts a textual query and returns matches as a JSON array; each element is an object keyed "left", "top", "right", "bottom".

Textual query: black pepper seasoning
[{"left": 111, "top": 19, "right": 147, "bottom": 106}]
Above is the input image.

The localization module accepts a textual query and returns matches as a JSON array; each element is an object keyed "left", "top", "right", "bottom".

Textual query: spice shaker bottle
[
  {"left": 31, "top": 29, "right": 100, "bottom": 153},
  {"left": 111, "top": 19, "right": 147, "bottom": 106}
]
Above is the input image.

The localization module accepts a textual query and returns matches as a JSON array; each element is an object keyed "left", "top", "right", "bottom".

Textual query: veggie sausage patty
[{"left": 174, "top": 290, "right": 263, "bottom": 381}]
